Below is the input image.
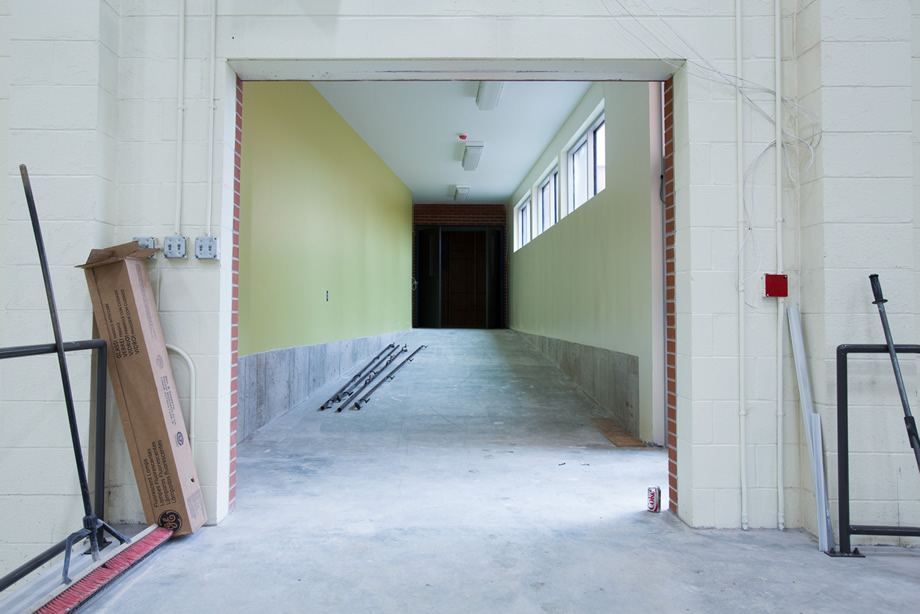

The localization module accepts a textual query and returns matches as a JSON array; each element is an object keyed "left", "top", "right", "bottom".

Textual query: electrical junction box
[
  {"left": 764, "top": 274, "right": 788, "bottom": 298},
  {"left": 195, "top": 236, "right": 219, "bottom": 260},
  {"left": 163, "top": 236, "right": 187, "bottom": 259},
  {"left": 132, "top": 236, "right": 157, "bottom": 258}
]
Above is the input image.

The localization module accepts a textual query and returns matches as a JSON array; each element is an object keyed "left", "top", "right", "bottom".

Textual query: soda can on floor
[{"left": 647, "top": 486, "right": 661, "bottom": 512}]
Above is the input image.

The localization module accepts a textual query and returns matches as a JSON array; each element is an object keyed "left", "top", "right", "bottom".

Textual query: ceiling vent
[
  {"left": 454, "top": 185, "right": 470, "bottom": 202},
  {"left": 476, "top": 81, "right": 503, "bottom": 111},
  {"left": 462, "top": 142, "right": 484, "bottom": 171}
]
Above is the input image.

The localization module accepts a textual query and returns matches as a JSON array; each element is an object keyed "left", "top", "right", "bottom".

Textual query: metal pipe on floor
[
  {"left": 352, "top": 345, "right": 427, "bottom": 410},
  {"left": 319, "top": 343, "right": 396, "bottom": 410},
  {"left": 334, "top": 345, "right": 405, "bottom": 413}
]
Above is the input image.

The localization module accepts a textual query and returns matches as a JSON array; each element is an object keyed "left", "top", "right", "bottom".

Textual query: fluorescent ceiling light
[
  {"left": 454, "top": 185, "right": 470, "bottom": 202},
  {"left": 476, "top": 81, "right": 503, "bottom": 111},
  {"left": 462, "top": 142, "right": 484, "bottom": 171}
]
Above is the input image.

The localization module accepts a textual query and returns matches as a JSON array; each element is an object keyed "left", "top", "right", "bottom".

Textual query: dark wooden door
[{"left": 442, "top": 230, "right": 487, "bottom": 328}]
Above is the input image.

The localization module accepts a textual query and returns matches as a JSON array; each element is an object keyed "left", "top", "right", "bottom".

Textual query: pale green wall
[
  {"left": 239, "top": 81, "right": 412, "bottom": 356},
  {"left": 509, "top": 82, "right": 659, "bottom": 440}
]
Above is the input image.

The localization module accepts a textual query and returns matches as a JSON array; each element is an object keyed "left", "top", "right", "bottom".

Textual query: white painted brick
[
  {"left": 796, "top": 45, "right": 822, "bottom": 99},
  {"left": 9, "top": 41, "right": 99, "bottom": 86},
  {"left": 820, "top": 131, "right": 912, "bottom": 178},
  {"left": 691, "top": 399, "right": 713, "bottom": 444},
  {"left": 688, "top": 101, "right": 738, "bottom": 143},
  {"left": 159, "top": 311, "right": 202, "bottom": 353},
  {"left": 11, "top": 0, "right": 99, "bottom": 42},
  {"left": 712, "top": 487, "right": 742, "bottom": 527},
  {"left": 689, "top": 271, "right": 738, "bottom": 315},
  {"left": 0, "top": 448, "right": 86, "bottom": 495},
  {"left": 822, "top": 86, "right": 912, "bottom": 133},
  {"left": 741, "top": 16, "right": 776, "bottom": 59},
  {"left": 692, "top": 443, "right": 739, "bottom": 489},
  {"left": 9, "top": 129, "right": 97, "bottom": 175},
  {"left": 116, "top": 140, "right": 175, "bottom": 183},
  {"left": 0, "top": 401, "right": 90, "bottom": 448},
  {"left": 821, "top": 178, "right": 912, "bottom": 223},
  {"left": 746, "top": 401, "right": 779, "bottom": 445},
  {"left": 688, "top": 227, "right": 713, "bottom": 270},
  {"left": 120, "top": 16, "right": 178, "bottom": 59},
  {"left": 823, "top": 222, "right": 913, "bottom": 269},
  {"left": 712, "top": 400, "right": 741, "bottom": 444},
  {"left": 708, "top": 228, "right": 738, "bottom": 273},
  {"left": 746, "top": 487, "right": 778, "bottom": 527},
  {"left": 686, "top": 185, "right": 736, "bottom": 228},
  {"left": 10, "top": 85, "right": 98, "bottom": 131},
  {"left": 709, "top": 143, "right": 736, "bottom": 185},
  {"left": 822, "top": 1, "right": 911, "bottom": 42},
  {"left": 692, "top": 356, "right": 741, "bottom": 399},
  {"left": 690, "top": 487, "right": 715, "bottom": 526},
  {"left": 794, "top": 0, "right": 821, "bottom": 54},
  {"left": 847, "top": 405, "right": 913, "bottom": 453},
  {"left": 119, "top": 57, "right": 178, "bottom": 99},
  {"left": 822, "top": 41, "right": 911, "bottom": 87}
]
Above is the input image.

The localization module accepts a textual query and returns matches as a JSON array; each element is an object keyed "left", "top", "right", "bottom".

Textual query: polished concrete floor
[{"left": 85, "top": 330, "right": 917, "bottom": 613}]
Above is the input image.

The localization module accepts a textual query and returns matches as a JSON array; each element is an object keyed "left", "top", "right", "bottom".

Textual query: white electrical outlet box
[
  {"left": 164, "top": 235, "right": 187, "bottom": 259},
  {"left": 133, "top": 236, "right": 157, "bottom": 258},
  {"left": 195, "top": 236, "right": 219, "bottom": 259}
]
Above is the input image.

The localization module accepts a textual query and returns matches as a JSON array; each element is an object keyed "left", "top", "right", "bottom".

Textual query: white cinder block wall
[{"left": 1, "top": 0, "right": 918, "bottom": 574}]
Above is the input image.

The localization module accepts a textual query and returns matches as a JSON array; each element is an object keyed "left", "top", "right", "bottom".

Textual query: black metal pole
[
  {"left": 20, "top": 165, "right": 95, "bottom": 520},
  {"left": 836, "top": 345, "right": 852, "bottom": 556},
  {"left": 868, "top": 274, "right": 920, "bottom": 474},
  {"left": 93, "top": 343, "right": 108, "bottom": 539},
  {"left": 19, "top": 165, "right": 128, "bottom": 584}
]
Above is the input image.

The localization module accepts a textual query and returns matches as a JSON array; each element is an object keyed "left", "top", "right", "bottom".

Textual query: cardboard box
[{"left": 79, "top": 242, "right": 206, "bottom": 536}]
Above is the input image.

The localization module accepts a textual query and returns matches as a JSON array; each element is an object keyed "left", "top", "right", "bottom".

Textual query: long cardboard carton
[{"left": 79, "top": 242, "right": 206, "bottom": 535}]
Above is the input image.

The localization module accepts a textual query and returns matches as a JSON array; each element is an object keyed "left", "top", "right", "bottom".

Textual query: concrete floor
[{"left": 85, "top": 330, "right": 916, "bottom": 613}]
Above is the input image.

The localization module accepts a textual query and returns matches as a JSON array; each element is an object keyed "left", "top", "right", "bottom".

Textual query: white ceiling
[{"left": 312, "top": 80, "right": 592, "bottom": 205}]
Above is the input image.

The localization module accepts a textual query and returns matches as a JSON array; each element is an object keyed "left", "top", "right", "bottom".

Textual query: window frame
[
  {"left": 567, "top": 113, "right": 606, "bottom": 213},
  {"left": 515, "top": 196, "right": 532, "bottom": 250},
  {"left": 536, "top": 168, "right": 558, "bottom": 236}
]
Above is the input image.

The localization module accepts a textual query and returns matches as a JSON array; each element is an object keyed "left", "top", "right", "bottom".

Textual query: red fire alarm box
[{"left": 764, "top": 274, "right": 788, "bottom": 297}]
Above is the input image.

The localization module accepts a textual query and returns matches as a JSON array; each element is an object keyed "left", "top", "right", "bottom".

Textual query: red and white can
[{"left": 647, "top": 486, "right": 661, "bottom": 512}]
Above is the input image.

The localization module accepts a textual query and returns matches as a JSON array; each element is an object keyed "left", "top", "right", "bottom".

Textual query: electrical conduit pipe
[
  {"left": 736, "top": 0, "right": 749, "bottom": 531},
  {"left": 774, "top": 0, "right": 786, "bottom": 531}
]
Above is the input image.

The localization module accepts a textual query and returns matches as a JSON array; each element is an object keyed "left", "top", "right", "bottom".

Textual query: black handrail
[
  {"left": 0, "top": 339, "right": 112, "bottom": 591},
  {"left": 833, "top": 343, "right": 920, "bottom": 557}
]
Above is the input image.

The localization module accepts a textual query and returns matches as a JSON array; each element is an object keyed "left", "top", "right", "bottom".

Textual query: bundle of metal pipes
[{"left": 318, "top": 344, "right": 428, "bottom": 413}]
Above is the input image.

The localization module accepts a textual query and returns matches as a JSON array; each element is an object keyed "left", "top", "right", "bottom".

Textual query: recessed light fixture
[
  {"left": 462, "top": 142, "right": 484, "bottom": 171},
  {"left": 454, "top": 185, "right": 470, "bottom": 202},
  {"left": 476, "top": 81, "right": 503, "bottom": 111}
]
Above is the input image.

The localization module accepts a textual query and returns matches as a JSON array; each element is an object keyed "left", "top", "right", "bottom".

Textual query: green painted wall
[
  {"left": 509, "top": 82, "right": 660, "bottom": 440},
  {"left": 239, "top": 81, "right": 412, "bottom": 356}
]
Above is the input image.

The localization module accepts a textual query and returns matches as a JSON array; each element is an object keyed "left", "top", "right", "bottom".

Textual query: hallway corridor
[{"left": 86, "top": 330, "right": 916, "bottom": 613}]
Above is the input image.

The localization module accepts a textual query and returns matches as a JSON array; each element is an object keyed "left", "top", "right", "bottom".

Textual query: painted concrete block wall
[
  {"left": 238, "top": 81, "right": 412, "bottom": 357},
  {"left": 508, "top": 82, "right": 659, "bottom": 443},
  {"left": 0, "top": 0, "right": 122, "bottom": 575},
  {"left": 807, "top": 0, "right": 917, "bottom": 544}
]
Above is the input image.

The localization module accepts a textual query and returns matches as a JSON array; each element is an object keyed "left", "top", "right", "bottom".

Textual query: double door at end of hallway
[{"left": 416, "top": 227, "right": 503, "bottom": 329}]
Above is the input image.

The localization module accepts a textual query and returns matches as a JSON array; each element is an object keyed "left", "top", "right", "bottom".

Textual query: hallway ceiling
[{"left": 312, "top": 81, "right": 592, "bottom": 205}]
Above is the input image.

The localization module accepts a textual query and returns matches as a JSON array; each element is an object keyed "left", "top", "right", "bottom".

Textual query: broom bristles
[{"left": 34, "top": 527, "right": 173, "bottom": 613}]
